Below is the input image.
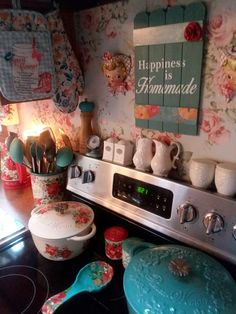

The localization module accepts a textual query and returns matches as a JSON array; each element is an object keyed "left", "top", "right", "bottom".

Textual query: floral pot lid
[
  {"left": 28, "top": 201, "right": 94, "bottom": 239},
  {"left": 104, "top": 226, "right": 128, "bottom": 242},
  {"left": 124, "top": 245, "right": 236, "bottom": 314}
]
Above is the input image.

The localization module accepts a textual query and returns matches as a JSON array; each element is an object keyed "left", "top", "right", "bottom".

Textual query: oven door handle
[{"left": 67, "top": 223, "right": 96, "bottom": 241}]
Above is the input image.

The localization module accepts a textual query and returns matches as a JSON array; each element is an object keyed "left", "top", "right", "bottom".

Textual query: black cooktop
[
  {"left": 1, "top": 196, "right": 235, "bottom": 314},
  {"left": 0, "top": 232, "right": 128, "bottom": 314},
  {"left": 0, "top": 195, "right": 174, "bottom": 314}
]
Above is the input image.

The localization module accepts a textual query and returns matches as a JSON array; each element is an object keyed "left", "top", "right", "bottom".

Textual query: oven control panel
[
  {"left": 67, "top": 154, "right": 236, "bottom": 265},
  {"left": 112, "top": 173, "right": 173, "bottom": 219}
]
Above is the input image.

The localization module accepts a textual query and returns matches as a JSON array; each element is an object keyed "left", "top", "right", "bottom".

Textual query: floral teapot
[{"left": 151, "top": 140, "right": 181, "bottom": 177}]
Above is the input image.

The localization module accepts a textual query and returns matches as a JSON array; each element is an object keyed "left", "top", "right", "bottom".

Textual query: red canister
[{"left": 104, "top": 226, "right": 128, "bottom": 260}]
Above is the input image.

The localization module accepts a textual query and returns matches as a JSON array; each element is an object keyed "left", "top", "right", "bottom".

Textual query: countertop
[{"left": 0, "top": 181, "right": 35, "bottom": 226}]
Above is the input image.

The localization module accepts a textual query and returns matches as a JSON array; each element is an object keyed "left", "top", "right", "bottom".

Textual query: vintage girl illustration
[{"left": 101, "top": 51, "right": 132, "bottom": 95}]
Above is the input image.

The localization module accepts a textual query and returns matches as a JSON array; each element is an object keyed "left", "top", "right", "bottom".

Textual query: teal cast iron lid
[{"left": 123, "top": 245, "right": 236, "bottom": 314}]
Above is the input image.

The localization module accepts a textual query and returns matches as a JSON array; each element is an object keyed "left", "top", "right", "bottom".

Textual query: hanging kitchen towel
[
  {"left": 46, "top": 10, "right": 84, "bottom": 113},
  {"left": 0, "top": 9, "right": 56, "bottom": 102}
]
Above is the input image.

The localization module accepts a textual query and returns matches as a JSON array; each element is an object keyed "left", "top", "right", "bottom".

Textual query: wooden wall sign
[{"left": 133, "top": 2, "right": 206, "bottom": 135}]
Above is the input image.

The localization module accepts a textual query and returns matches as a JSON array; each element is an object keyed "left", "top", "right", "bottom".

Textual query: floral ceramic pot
[
  {"left": 124, "top": 245, "right": 236, "bottom": 314},
  {"left": 28, "top": 201, "right": 96, "bottom": 261},
  {"left": 30, "top": 171, "right": 67, "bottom": 206}
]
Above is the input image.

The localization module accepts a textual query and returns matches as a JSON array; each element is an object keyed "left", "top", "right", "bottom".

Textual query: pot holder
[
  {"left": 0, "top": 9, "right": 56, "bottom": 102},
  {"left": 46, "top": 10, "right": 84, "bottom": 113}
]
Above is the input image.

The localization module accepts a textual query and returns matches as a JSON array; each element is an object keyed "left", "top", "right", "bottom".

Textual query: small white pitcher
[
  {"left": 151, "top": 140, "right": 181, "bottom": 177},
  {"left": 133, "top": 138, "right": 153, "bottom": 171}
]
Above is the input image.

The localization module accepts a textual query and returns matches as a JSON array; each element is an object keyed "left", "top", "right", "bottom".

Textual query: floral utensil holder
[{"left": 30, "top": 171, "right": 67, "bottom": 206}]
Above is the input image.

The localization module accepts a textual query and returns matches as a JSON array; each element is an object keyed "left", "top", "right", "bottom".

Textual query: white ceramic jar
[
  {"left": 215, "top": 163, "right": 236, "bottom": 197},
  {"left": 189, "top": 159, "right": 216, "bottom": 189}
]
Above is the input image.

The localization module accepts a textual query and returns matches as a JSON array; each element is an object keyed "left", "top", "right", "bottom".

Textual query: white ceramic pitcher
[
  {"left": 133, "top": 138, "right": 153, "bottom": 171},
  {"left": 151, "top": 140, "right": 181, "bottom": 177}
]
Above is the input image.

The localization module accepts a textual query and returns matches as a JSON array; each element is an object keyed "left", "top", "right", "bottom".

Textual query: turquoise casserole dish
[{"left": 123, "top": 245, "right": 236, "bottom": 314}]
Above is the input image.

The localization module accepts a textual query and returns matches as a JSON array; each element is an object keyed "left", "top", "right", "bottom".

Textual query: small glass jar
[{"left": 104, "top": 226, "right": 128, "bottom": 260}]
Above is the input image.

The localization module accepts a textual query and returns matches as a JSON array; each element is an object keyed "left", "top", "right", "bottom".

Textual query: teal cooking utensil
[
  {"left": 9, "top": 138, "right": 31, "bottom": 169},
  {"left": 5, "top": 131, "right": 17, "bottom": 151},
  {"left": 56, "top": 146, "right": 73, "bottom": 168},
  {"left": 41, "top": 261, "right": 113, "bottom": 314}
]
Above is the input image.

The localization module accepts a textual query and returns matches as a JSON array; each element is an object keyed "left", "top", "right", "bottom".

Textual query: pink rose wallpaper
[{"left": 13, "top": 0, "right": 236, "bottom": 164}]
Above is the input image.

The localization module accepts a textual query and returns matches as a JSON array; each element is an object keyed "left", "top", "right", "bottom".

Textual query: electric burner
[{"left": 0, "top": 265, "right": 49, "bottom": 314}]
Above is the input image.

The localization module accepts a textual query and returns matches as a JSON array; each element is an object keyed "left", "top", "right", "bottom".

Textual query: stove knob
[
  {"left": 233, "top": 225, "right": 236, "bottom": 240},
  {"left": 203, "top": 213, "right": 224, "bottom": 235},
  {"left": 82, "top": 170, "right": 95, "bottom": 184},
  {"left": 70, "top": 165, "right": 82, "bottom": 179},
  {"left": 177, "top": 202, "right": 196, "bottom": 224}
]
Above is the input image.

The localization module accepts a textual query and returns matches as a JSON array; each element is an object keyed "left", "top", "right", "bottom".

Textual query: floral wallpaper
[{"left": 15, "top": 0, "right": 236, "bottom": 165}]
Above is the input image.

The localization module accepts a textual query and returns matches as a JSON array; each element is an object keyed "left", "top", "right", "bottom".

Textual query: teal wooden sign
[{"left": 134, "top": 2, "right": 206, "bottom": 135}]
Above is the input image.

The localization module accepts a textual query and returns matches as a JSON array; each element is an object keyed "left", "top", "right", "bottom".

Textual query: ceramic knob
[
  {"left": 177, "top": 202, "right": 196, "bottom": 224},
  {"left": 203, "top": 213, "right": 224, "bottom": 235}
]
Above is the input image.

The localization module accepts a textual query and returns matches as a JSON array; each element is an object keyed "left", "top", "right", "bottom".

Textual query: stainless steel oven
[{"left": 68, "top": 154, "right": 236, "bottom": 266}]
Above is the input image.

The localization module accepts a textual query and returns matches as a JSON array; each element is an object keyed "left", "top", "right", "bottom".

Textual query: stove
[
  {"left": 0, "top": 153, "right": 235, "bottom": 314},
  {"left": 68, "top": 154, "right": 236, "bottom": 266}
]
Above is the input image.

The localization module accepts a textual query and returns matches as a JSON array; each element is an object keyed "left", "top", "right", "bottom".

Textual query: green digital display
[{"left": 136, "top": 186, "right": 149, "bottom": 195}]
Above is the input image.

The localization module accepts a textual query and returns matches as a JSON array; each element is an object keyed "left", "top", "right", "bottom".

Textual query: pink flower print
[
  {"left": 125, "top": 77, "right": 134, "bottom": 92},
  {"left": 75, "top": 213, "right": 89, "bottom": 224},
  {"left": 5, "top": 157, "right": 16, "bottom": 171},
  {"left": 61, "top": 248, "right": 72, "bottom": 258},
  {"left": 45, "top": 244, "right": 58, "bottom": 257},
  {"left": 200, "top": 109, "right": 230, "bottom": 145},
  {"left": 200, "top": 109, "right": 222, "bottom": 133},
  {"left": 81, "top": 11, "right": 96, "bottom": 29},
  {"left": 35, "top": 199, "right": 42, "bottom": 206},
  {"left": 207, "top": 10, "right": 235, "bottom": 47},
  {"left": 215, "top": 65, "right": 236, "bottom": 102},
  {"left": 2, "top": 174, "right": 11, "bottom": 180},
  {"left": 47, "top": 182, "right": 60, "bottom": 196},
  {"left": 49, "top": 292, "right": 66, "bottom": 304},
  {"left": 208, "top": 125, "right": 230, "bottom": 145},
  {"left": 41, "top": 304, "right": 50, "bottom": 314},
  {"left": 130, "top": 126, "right": 142, "bottom": 141},
  {"left": 105, "top": 19, "right": 118, "bottom": 38},
  {"left": 38, "top": 207, "right": 48, "bottom": 214}
]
